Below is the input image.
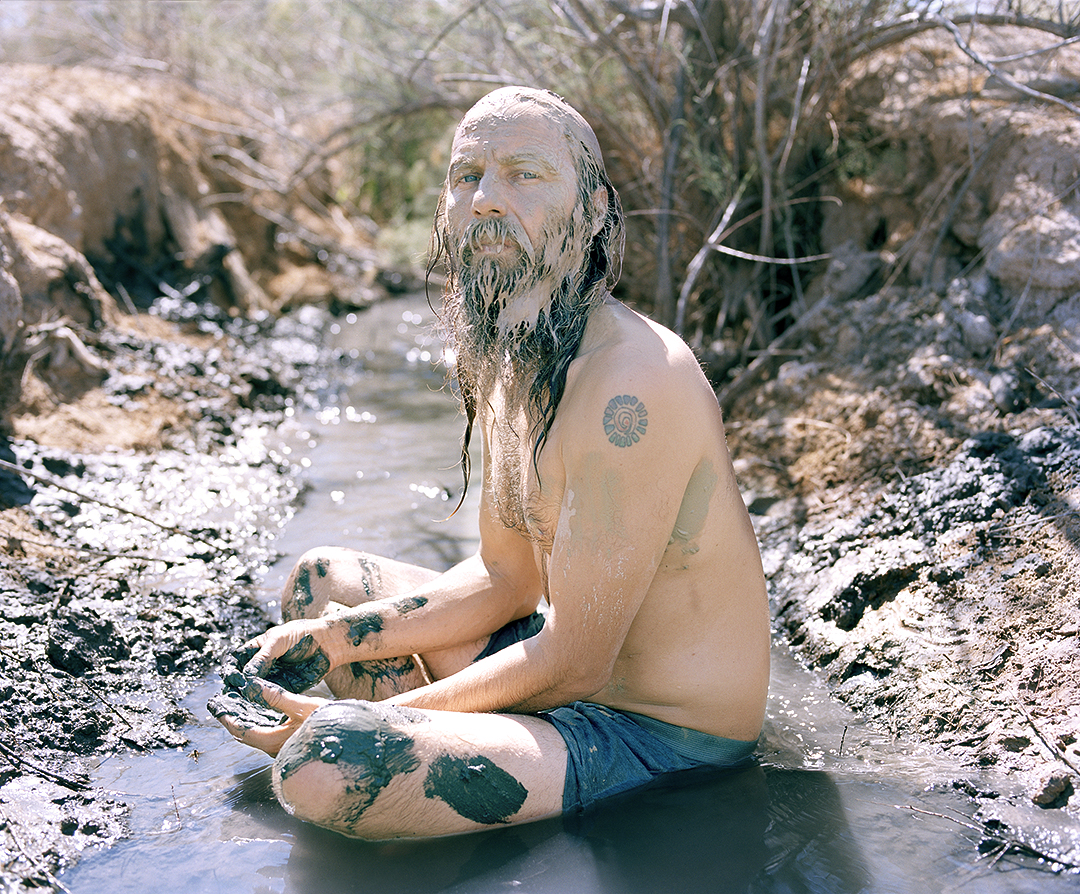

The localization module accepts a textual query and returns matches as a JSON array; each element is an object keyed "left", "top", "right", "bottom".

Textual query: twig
[
  {"left": 838, "top": 724, "right": 848, "bottom": 757},
  {"left": 898, "top": 804, "right": 982, "bottom": 833},
  {"left": 0, "top": 457, "right": 226, "bottom": 553},
  {"left": 68, "top": 674, "right": 136, "bottom": 732},
  {"left": 1024, "top": 367, "right": 1080, "bottom": 425},
  {"left": 935, "top": 15, "right": 1080, "bottom": 116},
  {"left": 921, "top": 130, "right": 1004, "bottom": 291},
  {"left": 989, "top": 510, "right": 1080, "bottom": 532},
  {"left": 170, "top": 785, "right": 183, "bottom": 828},
  {"left": 988, "top": 34, "right": 1080, "bottom": 63},
  {"left": 406, "top": 0, "right": 486, "bottom": 84},
  {"left": 0, "top": 523, "right": 184, "bottom": 566},
  {"left": 844, "top": 12, "right": 1080, "bottom": 65},
  {"left": 0, "top": 738, "right": 88, "bottom": 792},
  {"left": 717, "top": 285, "right": 839, "bottom": 410},
  {"left": 1015, "top": 699, "right": 1080, "bottom": 775}
]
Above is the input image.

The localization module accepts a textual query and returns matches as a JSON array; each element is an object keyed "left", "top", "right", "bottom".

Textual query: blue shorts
[{"left": 476, "top": 611, "right": 759, "bottom": 812}]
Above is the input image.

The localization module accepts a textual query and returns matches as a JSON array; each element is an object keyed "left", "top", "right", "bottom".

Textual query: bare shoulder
[
  {"left": 575, "top": 302, "right": 713, "bottom": 400},
  {"left": 561, "top": 301, "right": 721, "bottom": 454}
]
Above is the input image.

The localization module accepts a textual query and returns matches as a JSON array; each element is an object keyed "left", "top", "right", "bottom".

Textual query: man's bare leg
[
  {"left": 280, "top": 547, "right": 488, "bottom": 699},
  {"left": 273, "top": 700, "right": 567, "bottom": 838}
]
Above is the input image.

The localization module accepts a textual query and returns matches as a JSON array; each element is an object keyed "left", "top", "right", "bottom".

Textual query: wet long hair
[{"left": 428, "top": 144, "right": 625, "bottom": 516}]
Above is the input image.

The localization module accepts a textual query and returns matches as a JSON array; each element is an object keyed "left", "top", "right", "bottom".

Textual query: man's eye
[
  {"left": 518, "top": 171, "right": 539, "bottom": 180},
  {"left": 459, "top": 173, "right": 480, "bottom": 184}
]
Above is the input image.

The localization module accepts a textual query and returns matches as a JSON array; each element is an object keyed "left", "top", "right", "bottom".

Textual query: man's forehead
[
  {"left": 450, "top": 116, "right": 569, "bottom": 170},
  {"left": 453, "top": 87, "right": 603, "bottom": 167}
]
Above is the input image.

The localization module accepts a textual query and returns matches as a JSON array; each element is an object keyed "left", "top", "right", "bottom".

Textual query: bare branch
[{"left": 935, "top": 15, "right": 1080, "bottom": 115}]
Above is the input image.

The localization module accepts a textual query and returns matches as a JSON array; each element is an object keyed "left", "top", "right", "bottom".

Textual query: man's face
[{"left": 444, "top": 105, "right": 580, "bottom": 276}]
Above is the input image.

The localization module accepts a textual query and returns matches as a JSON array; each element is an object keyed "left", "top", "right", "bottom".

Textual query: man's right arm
[{"left": 242, "top": 475, "right": 543, "bottom": 684}]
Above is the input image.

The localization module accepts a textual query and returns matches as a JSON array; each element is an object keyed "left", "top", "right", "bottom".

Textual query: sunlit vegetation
[{"left": 2, "top": 0, "right": 1077, "bottom": 373}]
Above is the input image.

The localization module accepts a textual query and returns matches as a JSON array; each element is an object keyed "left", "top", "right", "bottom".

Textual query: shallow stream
[{"left": 59, "top": 297, "right": 1076, "bottom": 893}]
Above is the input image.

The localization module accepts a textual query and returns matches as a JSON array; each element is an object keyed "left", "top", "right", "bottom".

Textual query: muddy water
[{"left": 60, "top": 297, "right": 1075, "bottom": 893}]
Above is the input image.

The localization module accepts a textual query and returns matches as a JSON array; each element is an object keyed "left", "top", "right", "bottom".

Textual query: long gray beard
[{"left": 443, "top": 209, "right": 600, "bottom": 531}]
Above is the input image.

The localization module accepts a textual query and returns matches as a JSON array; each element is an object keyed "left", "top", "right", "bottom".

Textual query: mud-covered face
[{"left": 446, "top": 106, "right": 579, "bottom": 266}]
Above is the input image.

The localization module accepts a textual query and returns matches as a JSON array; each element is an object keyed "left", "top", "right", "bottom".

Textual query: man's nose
[{"left": 472, "top": 172, "right": 505, "bottom": 217}]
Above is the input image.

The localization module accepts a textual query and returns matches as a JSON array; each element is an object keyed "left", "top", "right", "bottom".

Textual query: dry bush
[{"left": 3, "top": 0, "right": 1078, "bottom": 379}]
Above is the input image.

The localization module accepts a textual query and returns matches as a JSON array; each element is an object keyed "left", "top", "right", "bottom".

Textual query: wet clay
[
  {"left": 344, "top": 608, "right": 385, "bottom": 646},
  {"left": 422, "top": 753, "right": 529, "bottom": 825},
  {"left": 276, "top": 701, "right": 425, "bottom": 822},
  {"left": 347, "top": 656, "right": 420, "bottom": 697}
]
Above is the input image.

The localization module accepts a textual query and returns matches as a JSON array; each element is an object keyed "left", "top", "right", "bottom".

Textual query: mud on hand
[
  {"left": 207, "top": 634, "right": 329, "bottom": 731},
  {"left": 233, "top": 633, "right": 332, "bottom": 694}
]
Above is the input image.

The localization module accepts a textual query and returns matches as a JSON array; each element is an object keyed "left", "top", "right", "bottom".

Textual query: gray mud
[{"left": 0, "top": 301, "right": 340, "bottom": 890}]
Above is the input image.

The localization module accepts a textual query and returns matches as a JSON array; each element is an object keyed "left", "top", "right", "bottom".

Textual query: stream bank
[
  {"left": 2, "top": 40, "right": 1080, "bottom": 886},
  {"left": 0, "top": 299, "right": 336, "bottom": 890}
]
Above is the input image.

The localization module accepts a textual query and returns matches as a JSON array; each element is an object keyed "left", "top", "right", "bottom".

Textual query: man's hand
[
  {"left": 209, "top": 674, "right": 327, "bottom": 757},
  {"left": 233, "top": 619, "right": 336, "bottom": 693}
]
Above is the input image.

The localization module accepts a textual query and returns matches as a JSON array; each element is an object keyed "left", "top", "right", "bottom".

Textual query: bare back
[{"left": 489, "top": 299, "right": 770, "bottom": 740}]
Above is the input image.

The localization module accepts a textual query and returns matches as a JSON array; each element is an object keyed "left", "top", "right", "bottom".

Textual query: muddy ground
[
  {"left": 724, "top": 275, "right": 1080, "bottom": 868},
  {"left": 4, "top": 281, "right": 1078, "bottom": 892},
  {"left": 0, "top": 296, "right": 343, "bottom": 891}
]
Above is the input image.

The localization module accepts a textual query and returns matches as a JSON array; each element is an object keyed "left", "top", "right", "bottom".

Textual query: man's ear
[{"left": 589, "top": 186, "right": 608, "bottom": 238}]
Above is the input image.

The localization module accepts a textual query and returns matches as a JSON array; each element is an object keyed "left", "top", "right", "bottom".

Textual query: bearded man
[{"left": 211, "top": 87, "right": 771, "bottom": 839}]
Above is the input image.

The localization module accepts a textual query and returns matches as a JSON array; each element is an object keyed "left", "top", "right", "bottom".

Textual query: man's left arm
[{"left": 390, "top": 372, "right": 696, "bottom": 714}]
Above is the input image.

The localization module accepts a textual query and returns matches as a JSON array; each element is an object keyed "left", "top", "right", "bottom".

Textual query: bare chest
[{"left": 485, "top": 414, "right": 565, "bottom": 554}]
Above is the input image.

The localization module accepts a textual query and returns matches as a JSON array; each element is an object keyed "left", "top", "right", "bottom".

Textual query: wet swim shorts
[
  {"left": 543, "top": 701, "right": 758, "bottom": 811},
  {"left": 475, "top": 610, "right": 759, "bottom": 812},
  {"left": 472, "top": 610, "right": 548, "bottom": 662}
]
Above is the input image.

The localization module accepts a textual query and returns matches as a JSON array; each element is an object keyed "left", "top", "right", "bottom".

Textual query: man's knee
[
  {"left": 282, "top": 547, "right": 383, "bottom": 621},
  {"left": 282, "top": 547, "right": 334, "bottom": 621},
  {"left": 272, "top": 700, "right": 428, "bottom": 837}
]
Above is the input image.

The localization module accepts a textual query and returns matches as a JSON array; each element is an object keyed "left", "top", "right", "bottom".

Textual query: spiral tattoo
[{"left": 603, "top": 395, "right": 648, "bottom": 447}]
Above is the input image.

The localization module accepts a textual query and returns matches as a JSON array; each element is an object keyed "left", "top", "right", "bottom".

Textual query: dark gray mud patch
[
  {"left": 277, "top": 700, "right": 423, "bottom": 824},
  {"left": 207, "top": 687, "right": 288, "bottom": 729},
  {"left": 345, "top": 607, "right": 385, "bottom": 645},
  {"left": 292, "top": 564, "right": 316, "bottom": 611},
  {"left": 0, "top": 436, "right": 33, "bottom": 508},
  {"left": 347, "top": 656, "right": 418, "bottom": 697},
  {"left": 763, "top": 428, "right": 1073, "bottom": 655},
  {"left": 423, "top": 753, "right": 528, "bottom": 825},
  {"left": 357, "top": 554, "right": 382, "bottom": 598},
  {"left": 820, "top": 563, "right": 921, "bottom": 631},
  {"left": 392, "top": 594, "right": 428, "bottom": 614},
  {"left": 46, "top": 607, "right": 132, "bottom": 677},
  {"left": 248, "top": 633, "right": 333, "bottom": 693}
]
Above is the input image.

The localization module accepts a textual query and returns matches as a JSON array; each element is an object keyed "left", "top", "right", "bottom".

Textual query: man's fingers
[
  {"left": 242, "top": 650, "right": 271, "bottom": 679},
  {"left": 211, "top": 704, "right": 295, "bottom": 757},
  {"left": 236, "top": 675, "right": 328, "bottom": 719},
  {"left": 210, "top": 684, "right": 328, "bottom": 758},
  {"left": 244, "top": 675, "right": 288, "bottom": 709},
  {"left": 231, "top": 640, "right": 260, "bottom": 668}
]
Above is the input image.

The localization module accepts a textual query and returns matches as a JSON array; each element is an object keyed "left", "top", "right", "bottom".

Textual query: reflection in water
[
  {"left": 276, "top": 765, "right": 772, "bottom": 894},
  {"left": 60, "top": 298, "right": 1076, "bottom": 894},
  {"left": 228, "top": 759, "right": 875, "bottom": 894},
  {"left": 758, "top": 769, "right": 871, "bottom": 894}
]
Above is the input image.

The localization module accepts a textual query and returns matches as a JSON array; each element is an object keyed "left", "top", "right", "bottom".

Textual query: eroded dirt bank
[
  {"left": 0, "top": 301, "right": 345, "bottom": 890},
  {"left": 0, "top": 65, "right": 382, "bottom": 890}
]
